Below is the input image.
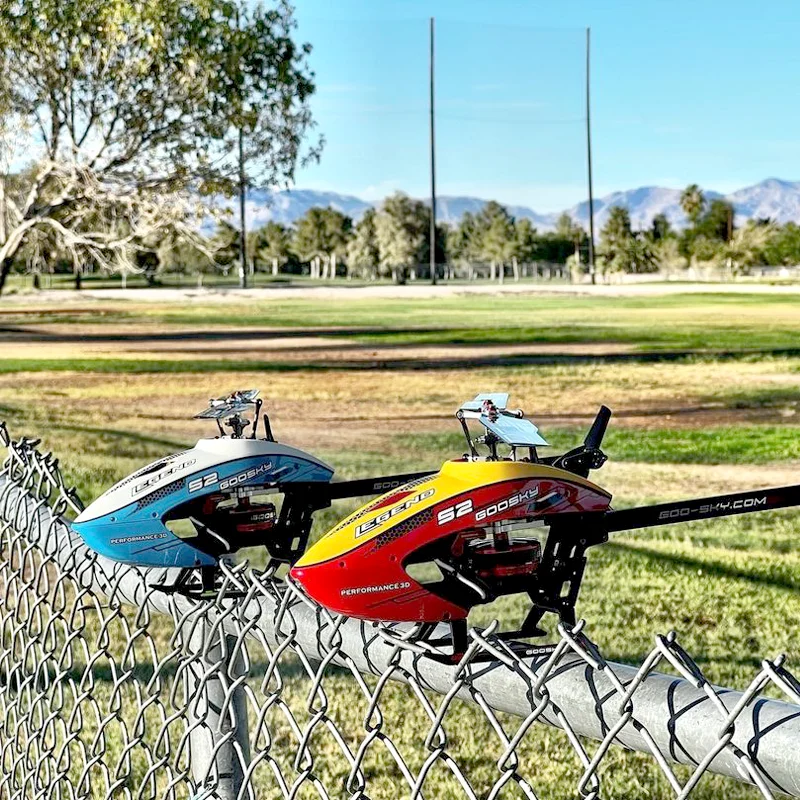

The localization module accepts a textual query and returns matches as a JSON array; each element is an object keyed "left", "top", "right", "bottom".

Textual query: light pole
[
  {"left": 585, "top": 27, "right": 596, "bottom": 285},
  {"left": 429, "top": 17, "right": 437, "bottom": 285},
  {"left": 237, "top": 6, "right": 247, "bottom": 290}
]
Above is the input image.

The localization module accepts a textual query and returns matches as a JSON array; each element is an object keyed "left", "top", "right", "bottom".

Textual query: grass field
[{"left": 1, "top": 288, "right": 799, "bottom": 799}]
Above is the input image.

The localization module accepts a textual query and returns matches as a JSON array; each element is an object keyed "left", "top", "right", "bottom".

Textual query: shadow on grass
[
  {"left": 5, "top": 348, "right": 800, "bottom": 374},
  {"left": 703, "top": 387, "right": 800, "bottom": 410},
  {"left": 49, "top": 422, "right": 188, "bottom": 453},
  {"left": 4, "top": 322, "right": 800, "bottom": 362},
  {"left": 608, "top": 541, "right": 799, "bottom": 593}
]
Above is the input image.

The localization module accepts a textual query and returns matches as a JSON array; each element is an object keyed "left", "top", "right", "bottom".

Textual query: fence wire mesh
[{"left": 0, "top": 421, "right": 799, "bottom": 800}]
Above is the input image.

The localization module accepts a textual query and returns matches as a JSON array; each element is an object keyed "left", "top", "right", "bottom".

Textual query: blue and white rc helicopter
[{"left": 72, "top": 389, "right": 432, "bottom": 597}]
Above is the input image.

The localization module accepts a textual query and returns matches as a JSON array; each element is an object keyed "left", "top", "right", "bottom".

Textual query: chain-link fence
[{"left": 1, "top": 420, "right": 799, "bottom": 800}]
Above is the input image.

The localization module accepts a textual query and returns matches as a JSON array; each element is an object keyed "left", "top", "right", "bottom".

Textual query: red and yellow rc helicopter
[{"left": 292, "top": 394, "right": 800, "bottom": 662}]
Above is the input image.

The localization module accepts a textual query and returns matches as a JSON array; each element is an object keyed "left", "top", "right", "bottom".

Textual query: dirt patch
[
  {"left": 2, "top": 354, "right": 798, "bottom": 433},
  {"left": 0, "top": 336, "right": 637, "bottom": 364}
]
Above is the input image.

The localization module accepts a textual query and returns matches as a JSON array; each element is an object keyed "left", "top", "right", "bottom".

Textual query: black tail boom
[{"left": 604, "top": 483, "right": 800, "bottom": 533}]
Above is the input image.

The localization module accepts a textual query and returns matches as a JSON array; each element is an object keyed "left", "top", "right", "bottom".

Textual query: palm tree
[{"left": 680, "top": 184, "right": 705, "bottom": 225}]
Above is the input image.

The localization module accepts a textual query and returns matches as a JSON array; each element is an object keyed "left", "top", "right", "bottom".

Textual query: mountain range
[{"left": 225, "top": 178, "right": 800, "bottom": 232}]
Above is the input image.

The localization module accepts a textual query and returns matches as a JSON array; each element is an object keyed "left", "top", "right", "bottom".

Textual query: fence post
[{"left": 185, "top": 616, "right": 251, "bottom": 800}]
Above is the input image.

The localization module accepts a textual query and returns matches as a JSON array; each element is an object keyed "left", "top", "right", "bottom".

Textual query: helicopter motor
[{"left": 195, "top": 493, "right": 278, "bottom": 536}]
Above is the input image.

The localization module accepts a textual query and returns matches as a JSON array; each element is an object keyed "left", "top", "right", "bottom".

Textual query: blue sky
[{"left": 292, "top": 0, "right": 800, "bottom": 211}]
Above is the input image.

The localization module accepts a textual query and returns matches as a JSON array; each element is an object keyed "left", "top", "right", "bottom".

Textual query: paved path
[{"left": 2, "top": 280, "right": 800, "bottom": 305}]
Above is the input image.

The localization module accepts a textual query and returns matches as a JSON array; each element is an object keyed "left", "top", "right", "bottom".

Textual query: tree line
[
  {"left": 140, "top": 184, "right": 800, "bottom": 282},
  {"left": 597, "top": 184, "right": 800, "bottom": 275},
  {"left": 10, "top": 182, "right": 800, "bottom": 287},
  {"left": 196, "top": 195, "right": 586, "bottom": 283},
  {"left": 7, "top": 190, "right": 586, "bottom": 285}
]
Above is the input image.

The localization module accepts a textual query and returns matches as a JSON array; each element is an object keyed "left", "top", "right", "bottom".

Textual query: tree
[
  {"left": 0, "top": 0, "right": 319, "bottom": 295},
  {"left": 696, "top": 199, "right": 735, "bottom": 243},
  {"left": 650, "top": 213, "right": 672, "bottom": 242},
  {"left": 551, "top": 213, "right": 587, "bottom": 277},
  {"left": 321, "top": 209, "right": 352, "bottom": 278},
  {"left": 598, "top": 206, "right": 632, "bottom": 273},
  {"left": 680, "top": 184, "right": 706, "bottom": 225},
  {"left": 293, "top": 208, "right": 328, "bottom": 278},
  {"left": 513, "top": 218, "right": 538, "bottom": 279},
  {"left": 597, "top": 206, "right": 656, "bottom": 274},
  {"left": 347, "top": 209, "right": 380, "bottom": 279},
  {"left": 447, "top": 212, "right": 485, "bottom": 278},
  {"left": 680, "top": 198, "right": 735, "bottom": 266},
  {"left": 654, "top": 237, "right": 686, "bottom": 271},
  {"left": 532, "top": 232, "right": 577, "bottom": 264},
  {"left": 212, "top": 222, "right": 241, "bottom": 273},
  {"left": 374, "top": 193, "right": 428, "bottom": 283},
  {"left": 555, "top": 212, "right": 581, "bottom": 240},
  {"left": 15, "top": 227, "right": 48, "bottom": 289},
  {"left": 420, "top": 220, "right": 447, "bottom": 280},
  {"left": 157, "top": 230, "right": 219, "bottom": 286},
  {"left": 764, "top": 222, "right": 800, "bottom": 266},
  {"left": 445, "top": 222, "right": 468, "bottom": 267},
  {"left": 293, "top": 207, "right": 352, "bottom": 278},
  {"left": 224, "top": 2, "right": 320, "bottom": 192},
  {"left": 477, "top": 202, "right": 515, "bottom": 281},
  {"left": 720, "top": 221, "right": 774, "bottom": 274},
  {"left": 257, "top": 222, "right": 292, "bottom": 277},
  {"left": 624, "top": 234, "right": 659, "bottom": 274}
]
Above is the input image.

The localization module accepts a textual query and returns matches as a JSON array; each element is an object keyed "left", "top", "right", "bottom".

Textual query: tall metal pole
[
  {"left": 429, "top": 17, "right": 437, "bottom": 285},
  {"left": 238, "top": 129, "right": 247, "bottom": 290},
  {"left": 237, "top": 8, "right": 247, "bottom": 290},
  {"left": 585, "top": 27, "right": 596, "bottom": 285}
]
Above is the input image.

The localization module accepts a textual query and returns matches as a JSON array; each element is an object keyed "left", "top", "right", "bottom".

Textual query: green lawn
[
  {"left": 400, "top": 424, "right": 800, "bottom": 467},
  {"left": 1, "top": 290, "right": 799, "bottom": 799},
  {"left": 3, "top": 292, "right": 800, "bottom": 355}
]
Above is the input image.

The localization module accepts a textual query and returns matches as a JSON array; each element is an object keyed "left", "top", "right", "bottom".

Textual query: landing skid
[
  {"left": 153, "top": 566, "right": 248, "bottom": 600},
  {"left": 380, "top": 619, "right": 559, "bottom": 664}
]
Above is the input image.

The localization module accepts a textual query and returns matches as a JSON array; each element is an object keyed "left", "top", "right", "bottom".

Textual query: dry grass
[{"left": 1, "top": 357, "right": 798, "bottom": 448}]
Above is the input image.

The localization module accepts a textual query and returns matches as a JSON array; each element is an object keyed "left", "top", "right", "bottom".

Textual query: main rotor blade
[
  {"left": 289, "top": 470, "right": 438, "bottom": 503},
  {"left": 605, "top": 483, "right": 800, "bottom": 533},
  {"left": 325, "top": 470, "right": 437, "bottom": 500}
]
